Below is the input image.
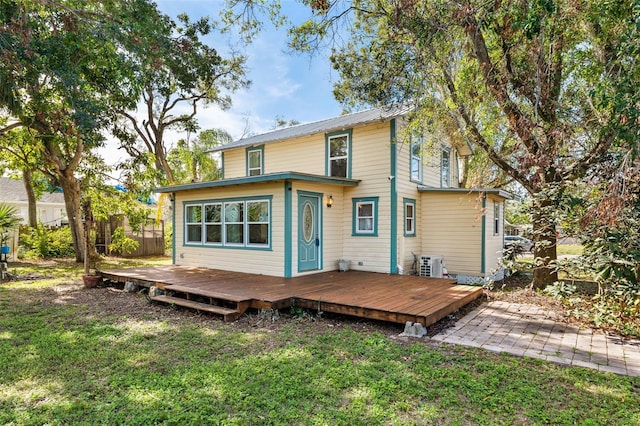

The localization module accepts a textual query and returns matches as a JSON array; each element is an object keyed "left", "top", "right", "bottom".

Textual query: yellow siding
[
  {"left": 174, "top": 183, "right": 285, "bottom": 277},
  {"left": 484, "top": 195, "right": 505, "bottom": 275},
  {"left": 340, "top": 122, "right": 393, "bottom": 274},
  {"left": 394, "top": 122, "right": 423, "bottom": 274},
  {"left": 223, "top": 149, "right": 245, "bottom": 178},
  {"left": 421, "top": 192, "right": 484, "bottom": 276}
]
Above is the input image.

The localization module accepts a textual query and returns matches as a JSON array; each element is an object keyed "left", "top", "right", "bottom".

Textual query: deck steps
[{"left": 150, "top": 295, "right": 243, "bottom": 322}]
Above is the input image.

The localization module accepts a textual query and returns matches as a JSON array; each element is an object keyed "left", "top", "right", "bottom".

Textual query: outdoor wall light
[{"left": 327, "top": 195, "right": 334, "bottom": 208}]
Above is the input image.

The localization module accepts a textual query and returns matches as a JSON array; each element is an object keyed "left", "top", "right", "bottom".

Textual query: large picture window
[
  {"left": 410, "top": 135, "right": 423, "bottom": 182},
  {"left": 352, "top": 197, "right": 378, "bottom": 236},
  {"left": 326, "top": 130, "right": 352, "bottom": 178},
  {"left": 184, "top": 197, "right": 271, "bottom": 249}
]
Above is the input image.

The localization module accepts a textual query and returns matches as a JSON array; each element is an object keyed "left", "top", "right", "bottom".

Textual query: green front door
[{"left": 298, "top": 194, "right": 321, "bottom": 272}]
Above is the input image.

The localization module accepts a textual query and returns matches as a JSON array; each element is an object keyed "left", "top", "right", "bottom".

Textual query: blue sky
[{"left": 155, "top": 0, "right": 343, "bottom": 138}]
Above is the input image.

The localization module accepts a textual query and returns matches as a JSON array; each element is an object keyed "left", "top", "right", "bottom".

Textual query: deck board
[{"left": 99, "top": 266, "right": 483, "bottom": 326}]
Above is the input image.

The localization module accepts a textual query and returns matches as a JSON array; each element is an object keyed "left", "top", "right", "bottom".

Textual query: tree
[
  {"left": 0, "top": 128, "right": 48, "bottom": 227},
  {"left": 286, "top": 0, "right": 638, "bottom": 288},
  {"left": 167, "top": 128, "right": 233, "bottom": 183},
  {"left": 113, "top": 13, "right": 248, "bottom": 186},
  {"left": 0, "top": 0, "right": 167, "bottom": 262}
]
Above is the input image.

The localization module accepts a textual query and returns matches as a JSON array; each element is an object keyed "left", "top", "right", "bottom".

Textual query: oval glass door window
[{"left": 302, "top": 202, "right": 314, "bottom": 243}]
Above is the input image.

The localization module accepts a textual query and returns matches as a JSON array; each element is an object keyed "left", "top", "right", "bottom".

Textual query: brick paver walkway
[{"left": 431, "top": 301, "right": 640, "bottom": 376}]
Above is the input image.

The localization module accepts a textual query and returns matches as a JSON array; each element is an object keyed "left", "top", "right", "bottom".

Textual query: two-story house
[{"left": 155, "top": 106, "right": 510, "bottom": 284}]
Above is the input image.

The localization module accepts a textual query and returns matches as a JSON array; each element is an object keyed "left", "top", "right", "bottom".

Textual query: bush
[
  {"left": 108, "top": 226, "right": 139, "bottom": 256},
  {"left": 19, "top": 224, "right": 76, "bottom": 259}
]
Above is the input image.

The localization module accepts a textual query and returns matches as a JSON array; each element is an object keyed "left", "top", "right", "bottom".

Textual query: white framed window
[
  {"left": 246, "top": 146, "right": 264, "bottom": 176},
  {"left": 352, "top": 197, "right": 378, "bottom": 236},
  {"left": 494, "top": 201, "right": 500, "bottom": 236},
  {"left": 326, "top": 130, "right": 351, "bottom": 178},
  {"left": 410, "top": 135, "right": 423, "bottom": 182},
  {"left": 185, "top": 205, "right": 203, "bottom": 243},
  {"left": 184, "top": 198, "right": 271, "bottom": 249},
  {"left": 404, "top": 198, "right": 416, "bottom": 236},
  {"left": 441, "top": 147, "right": 451, "bottom": 187},
  {"left": 247, "top": 200, "right": 269, "bottom": 246},
  {"left": 224, "top": 202, "right": 244, "bottom": 245},
  {"left": 204, "top": 203, "right": 222, "bottom": 244}
]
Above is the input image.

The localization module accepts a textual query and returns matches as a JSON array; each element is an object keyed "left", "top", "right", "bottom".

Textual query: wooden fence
[{"left": 96, "top": 215, "right": 165, "bottom": 257}]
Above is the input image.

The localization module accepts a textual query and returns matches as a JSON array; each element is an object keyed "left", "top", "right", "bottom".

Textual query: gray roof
[
  {"left": 211, "top": 105, "right": 411, "bottom": 152},
  {"left": 0, "top": 177, "right": 65, "bottom": 204}
]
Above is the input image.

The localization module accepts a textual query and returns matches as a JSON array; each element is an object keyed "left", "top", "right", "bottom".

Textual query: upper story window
[
  {"left": 352, "top": 197, "right": 378, "bottom": 236},
  {"left": 493, "top": 201, "right": 500, "bottom": 235},
  {"left": 326, "top": 130, "right": 352, "bottom": 178},
  {"left": 410, "top": 134, "right": 423, "bottom": 183},
  {"left": 441, "top": 147, "right": 451, "bottom": 187},
  {"left": 246, "top": 145, "right": 264, "bottom": 176}
]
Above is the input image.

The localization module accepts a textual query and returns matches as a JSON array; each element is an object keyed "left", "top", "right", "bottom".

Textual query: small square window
[{"left": 352, "top": 197, "right": 378, "bottom": 236}]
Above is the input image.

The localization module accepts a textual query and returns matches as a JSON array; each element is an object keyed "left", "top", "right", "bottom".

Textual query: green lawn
[{"left": 1, "top": 259, "right": 639, "bottom": 425}]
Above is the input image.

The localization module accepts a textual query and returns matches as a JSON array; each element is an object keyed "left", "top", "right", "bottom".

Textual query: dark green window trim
[
  {"left": 403, "top": 198, "right": 416, "bottom": 237},
  {"left": 183, "top": 195, "right": 273, "bottom": 250},
  {"left": 352, "top": 196, "right": 379, "bottom": 237},
  {"left": 246, "top": 145, "right": 265, "bottom": 176},
  {"left": 325, "top": 129, "right": 353, "bottom": 178}
]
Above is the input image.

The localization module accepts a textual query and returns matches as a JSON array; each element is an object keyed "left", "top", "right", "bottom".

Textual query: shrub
[
  {"left": 108, "top": 226, "right": 139, "bottom": 256},
  {"left": 19, "top": 224, "right": 76, "bottom": 258}
]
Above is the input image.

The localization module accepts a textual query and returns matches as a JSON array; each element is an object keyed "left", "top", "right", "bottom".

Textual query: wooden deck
[{"left": 99, "top": 266, "right": 483, "bottom": 326}]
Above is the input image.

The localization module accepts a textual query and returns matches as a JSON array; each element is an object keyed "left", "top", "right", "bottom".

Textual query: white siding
[{"left": 174, "top": 183, "right": 285, "bottom": 277}]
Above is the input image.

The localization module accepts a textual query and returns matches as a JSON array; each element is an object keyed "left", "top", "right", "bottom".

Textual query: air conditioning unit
[{"left": 419, "top": 255, "right": 443, "bottom": 278}]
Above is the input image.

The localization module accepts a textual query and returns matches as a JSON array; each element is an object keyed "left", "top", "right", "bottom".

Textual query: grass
[
  {"left": 1, "top": 259, "right": 639, "bottom": 425},
  {"left": 557, "top": 244, "right": 584, "bottom": 256}
]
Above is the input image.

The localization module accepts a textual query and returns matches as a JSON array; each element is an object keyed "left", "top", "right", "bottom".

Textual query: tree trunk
[
  {"left": 57, "top": 171, "right": 85, "bottom": 263},
  {"left": 531, "top": 199, "right": 559, "bottom": 289},
  {"left": 22, "top": 169, "right": 38, "bottom": 227}
]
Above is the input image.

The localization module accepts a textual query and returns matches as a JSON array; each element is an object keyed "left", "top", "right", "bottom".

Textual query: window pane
[
  {"left": 206, "top": 224, "right": 221, "bottom": 243},
  {"left": 406, "top": 204, "right": 414, "bottom": 218},
  {"left": 330, "top": 158, "right": 347, "bottom": 177},
  {"left": 205, "top": 204, "right": 221, "bottom": 222},
  {"left": 249, "top": 150, "right": 261, "bottom": 168},
  {"left": 411, "top": 158, "right": 420, "bottom": 180},
  {"left": 441, "top": 149, "right": 450, "bottom": 187},
  {"left": 358, "top": 218, "right": 373, "bottom": 231},
  {"left": 330, "top": 136, "right": 347, "bottom": 157},
  {"left": 358, "top": 203, "right": 372, "bottom": 217},
  {"left": 186, "top": 205, "right": 202, "bottom": 223},
  {"left": 187, "top": 224, "right": 202, "bottom": 242},
  {"left": 248, "top": 201, "right": 269, "bottom": 222},
  {"left": 225, "top": 224, "right": 243, "bottom": 244},
  {"left": 248, "top": 224, "right": 269, "bottom": 244},
  {"left": 225, "top": 203, "right": 243, "bottom": 222}
]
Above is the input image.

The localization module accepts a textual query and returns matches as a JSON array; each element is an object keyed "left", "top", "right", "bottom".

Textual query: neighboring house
[
  {"left": 0, "top": 177, "right": 67, "bottom": 226},
  {"left": 155, "top": 106, "right": 510, "bottom": 283}
]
